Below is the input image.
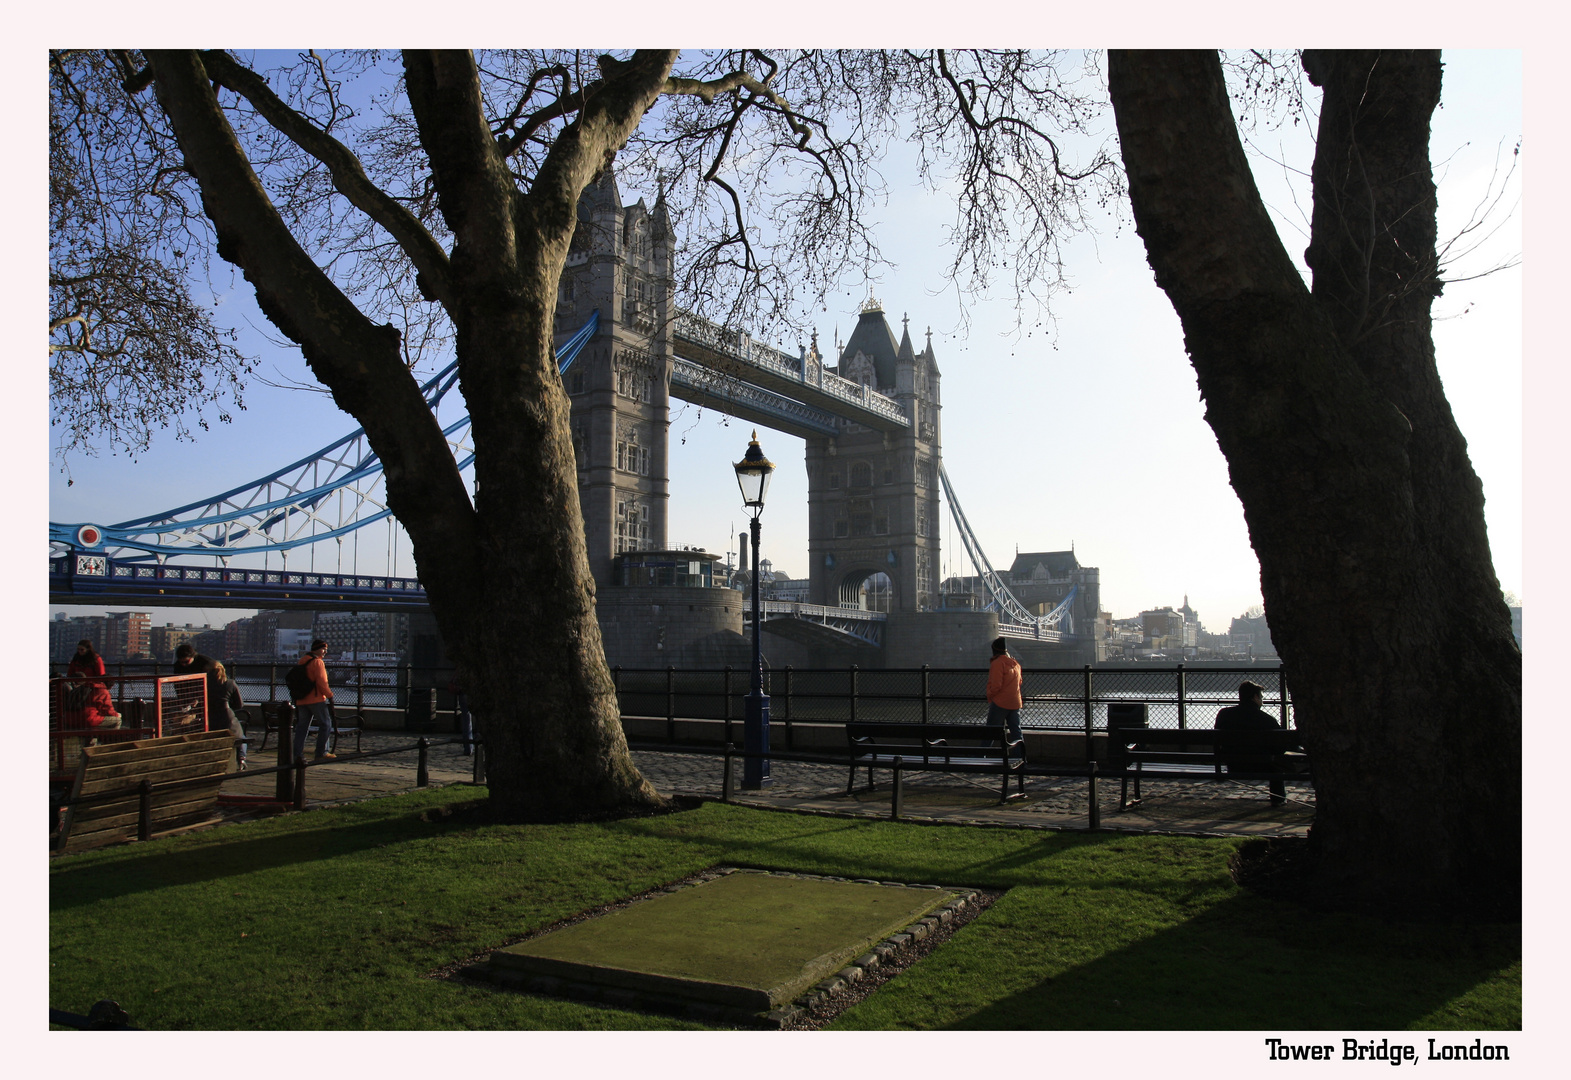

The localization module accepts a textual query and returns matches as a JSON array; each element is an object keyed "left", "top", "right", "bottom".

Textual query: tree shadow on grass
[
  {"left": 49, "top": 794, "right": 514, "bottom": 909},
  {"left": 941, "top": 894, "right": 1521, "bottom": 1031}
]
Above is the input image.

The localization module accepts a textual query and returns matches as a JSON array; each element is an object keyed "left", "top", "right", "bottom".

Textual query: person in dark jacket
[
  {"left": 212, "top": 661, "right": 249, "bottom": 770},
  {"left": 1215, "top": 680, "right": 1300, "bottom": 803},
  {"left": 172, "top": 643, "right": 224, "bottom": 732}
]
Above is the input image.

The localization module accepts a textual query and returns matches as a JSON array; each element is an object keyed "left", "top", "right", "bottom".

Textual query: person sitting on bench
[{"left": 1214, "top": 681, "right": 1283, "bottom": 773}]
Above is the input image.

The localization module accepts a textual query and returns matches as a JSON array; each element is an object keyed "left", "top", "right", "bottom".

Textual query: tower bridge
[{"left": 49, "top": 168, "right": 1099, "bottom": 667}]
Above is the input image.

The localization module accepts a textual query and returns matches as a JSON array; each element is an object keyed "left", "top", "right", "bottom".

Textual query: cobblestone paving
[
  {"left": 218, "top": 732, "right": 1313, "bottom": 837},
  {"left": 627, "top": 751, "right": 1315, "bottom": 837}
]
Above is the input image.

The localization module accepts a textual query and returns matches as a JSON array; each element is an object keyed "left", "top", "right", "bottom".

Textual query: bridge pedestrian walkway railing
[
  {"left": 672, "top": 311, "right": 909, "bottom": 428},
  {"left": 612, "top": 663, "right": 1295, "bottom": 748}
]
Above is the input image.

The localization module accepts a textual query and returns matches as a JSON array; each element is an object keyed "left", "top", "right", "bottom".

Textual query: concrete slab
[{"left": 488, "top": 869, "right": 957, "bottom": 1012}]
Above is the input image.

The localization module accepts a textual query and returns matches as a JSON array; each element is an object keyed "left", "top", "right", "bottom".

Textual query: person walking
[
  {"left": 290, "top": 639, "right": 336, "bottom": 763},
  {"left": 212, "top": 661, "right": 249, "bottom": 770},
  {"left": 986, "top": 636, "right": 1024, "bottom": 741}
]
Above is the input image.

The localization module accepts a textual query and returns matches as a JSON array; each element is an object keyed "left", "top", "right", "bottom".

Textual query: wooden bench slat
[
  {"left": 1107, "top": 725, "right": 1310, "bottom": 809},
  {"left": 74, "top": 753, "right": 236, "bottom": 793},
  {"left": 846, "top": 721, "right": 1024, "bottom": 802}
]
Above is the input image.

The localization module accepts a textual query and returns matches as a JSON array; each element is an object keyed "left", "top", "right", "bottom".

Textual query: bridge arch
[{"left": 838, "top": 567, "right": 896, "bottom": 612}]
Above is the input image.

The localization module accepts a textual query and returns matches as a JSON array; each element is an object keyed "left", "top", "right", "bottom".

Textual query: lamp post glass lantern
[{"left": 734, "top": 431, "right": 775, "bottom": 788}]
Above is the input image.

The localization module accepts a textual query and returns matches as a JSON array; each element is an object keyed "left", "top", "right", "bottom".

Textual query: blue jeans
[
  {"left": 293, "top": 701, "right": 334, "bottom": 760},
  {"left": 988, "top": 703, "right": 1022, "bottom": 741}
]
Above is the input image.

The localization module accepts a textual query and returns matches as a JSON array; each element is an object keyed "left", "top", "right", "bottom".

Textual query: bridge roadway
[
  {"left": 210, "top": 730, "right": 1314, "bottom": 837},
  {"left": 671, "top": 311, "right": 909, "bottom": 437}
]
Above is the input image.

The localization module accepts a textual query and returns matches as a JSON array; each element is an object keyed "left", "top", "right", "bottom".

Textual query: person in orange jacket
[
  {"left": 291, "top": 638, "right": 336, "bottom": 762},
  {"left": 986, "top": 636, "right": 1023, "bottom": 741}
]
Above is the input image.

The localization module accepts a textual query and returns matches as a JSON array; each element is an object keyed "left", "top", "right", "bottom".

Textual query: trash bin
[
  {"left": 405, "top": 687, "right": 437, "bottom": 732},
  {"left": 1105, "top": 703, "right": 1148, "bottom": 768}
]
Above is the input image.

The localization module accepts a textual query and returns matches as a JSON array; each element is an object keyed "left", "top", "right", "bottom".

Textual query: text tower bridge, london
[{"left": 49, "top": 169, "right": 1094, "bottom": 659}]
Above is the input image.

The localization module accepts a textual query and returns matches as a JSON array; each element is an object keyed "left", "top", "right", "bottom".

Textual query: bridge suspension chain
[
  {"left": 937, "top": 464, "right": 1075, "bottom": 633},
  {"left": 48, "top": 313, "right": 600, "bottom": 563}
]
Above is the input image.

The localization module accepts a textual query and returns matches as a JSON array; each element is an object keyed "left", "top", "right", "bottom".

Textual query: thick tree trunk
[
  {"left": 1107, "top": 50, "right": 1520, "bottom": 917},
  {"left": 150, "top": 48, "right": 674, "bottom": 819}
]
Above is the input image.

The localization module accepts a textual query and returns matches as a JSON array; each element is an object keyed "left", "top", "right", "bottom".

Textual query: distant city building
[
  {"left": 104, "top": 611, "right": 152, "bottom": 660},
  {"left": 49, "top": 611, "right": 151, "bottom": 662},
  {"left": 1139, "top": 606, "right": 1187, "bottom": 655},
  {"left": 1228, "top": 610, "right": 1278, "bottom": 658},
  {"left": 313, "top": 610, "right": 409, "bottom": 658},
  {"left": 148, "top": 622, "right": 211, "bottom": 662}
]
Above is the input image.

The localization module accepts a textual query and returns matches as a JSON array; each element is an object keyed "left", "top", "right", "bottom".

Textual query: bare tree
[{"left": 49, "top": 50, "right": 253, "bottom": 469}]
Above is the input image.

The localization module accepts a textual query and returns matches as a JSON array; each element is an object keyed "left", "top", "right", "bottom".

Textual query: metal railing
[
  {"left": 50, "top": 660, "right": 464, "bottom": 715},
  {"left": 612, "top": 663, "right": 1293, "bottom": 747}
]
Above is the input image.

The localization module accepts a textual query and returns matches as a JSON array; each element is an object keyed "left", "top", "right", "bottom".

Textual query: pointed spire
[
  {"left": 897, "top": 313, "right": 915, "bottom": 363},
  {"left": 650, "top": 174, "right": 672, "bottom": 241}
]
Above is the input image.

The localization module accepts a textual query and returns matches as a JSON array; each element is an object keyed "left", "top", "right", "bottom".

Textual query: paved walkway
[{"left": 216, "top": 732, "right": 1313, "bottom": 838}]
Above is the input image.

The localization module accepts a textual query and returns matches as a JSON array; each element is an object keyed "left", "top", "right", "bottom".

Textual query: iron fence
[
  {"left": 51, "top": 660, "right": 464, "bottom": 715},
  {"left": 612, "top": 663, "right": 1293, "bottom": 739}
]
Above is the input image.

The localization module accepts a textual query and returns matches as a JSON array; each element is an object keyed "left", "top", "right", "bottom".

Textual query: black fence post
[
  {"left": 1278, "top": 664, "right": 1290, "bottom": 728},
  {"left": 1177, "top": 663, "right": 1188, "bottom": 730},
  {"left": 783, "top": 665, "right": 794, "bottom": 750},
  {"left": 921, "top": 664, "right": 930, "bottom": 727},
  {"left": 1088, "top": 761, "right": 1101, "bottom": 831},
  {"left": 666, "top": 666, "right": 676, "bottom": 744},
  {"left": 417, "top": 738, "right": 429, "bottom": 787},
  {"left": 849, "top": 665, "right": 859, "bottom": 725},
  {"left": 892, "top": 756, "right": 904, "bottom": 820},
  {"left": 1083, "top": 665, "right": 1094, "bottom": 763},
  {"left": 722, "top": 744, "right": 735, "bottom": 803},
  {"left": 268, "top": 663, "right": 276, "bottom": 704},
  {"left": 276, "top": 704, "right": 294, "bottom": 802},
  {"left": 723, "top": 666, "right": 733, "bottom": 747},
  {"left": 136, "top": 780, "right": 152, "bottom": 841}
]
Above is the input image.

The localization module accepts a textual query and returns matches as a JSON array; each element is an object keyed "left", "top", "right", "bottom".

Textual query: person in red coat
[{"left": 63, "top": 639, "right": 120, "bottom": 730}]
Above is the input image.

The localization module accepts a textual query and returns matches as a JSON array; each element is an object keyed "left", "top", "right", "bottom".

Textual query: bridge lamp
[{"left": 733, "top": 431, "right": 775, "bottom": 789}]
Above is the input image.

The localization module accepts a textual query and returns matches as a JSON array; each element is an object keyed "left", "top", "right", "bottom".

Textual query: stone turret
[
  {"left": 554, "top": 166, "right": 673, "bottom": 587},
  {"left": 806, "top": 299, "right": 942, "bottom": 613}
]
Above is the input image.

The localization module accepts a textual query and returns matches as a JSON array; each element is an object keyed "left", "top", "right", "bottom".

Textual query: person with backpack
[{"left": 288, "top": 639, "right": 335, "bottom": 763}]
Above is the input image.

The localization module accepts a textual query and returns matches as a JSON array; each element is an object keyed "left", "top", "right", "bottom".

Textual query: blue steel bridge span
[{"left": 49, "top": 310, "right": 1076, "bottom": 639}]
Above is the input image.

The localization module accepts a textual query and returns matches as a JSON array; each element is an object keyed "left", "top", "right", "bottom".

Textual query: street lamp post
[{"left": 733, "top": 431, "right": 775, "bottom": 789}]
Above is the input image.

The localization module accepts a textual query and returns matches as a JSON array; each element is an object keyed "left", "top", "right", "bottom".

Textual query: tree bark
[
  {"left": 1107, "top": 50, "right": 1520, "bottom": 917},
  {"left": 149, "top": 48, "right": 675, "bottom": 818}
]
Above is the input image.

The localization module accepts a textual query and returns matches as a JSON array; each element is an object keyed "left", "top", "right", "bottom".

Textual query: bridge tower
[
  {"left": 553, "top": 168, "right": 674, "bottom": 587},
  {"left": 806, "top": 300, "right": 942, "bottom": 613}
]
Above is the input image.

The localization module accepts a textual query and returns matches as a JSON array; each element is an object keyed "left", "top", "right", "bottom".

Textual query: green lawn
[{"left": 49, "top": 787, "right": 1520, "bottom": 1030}]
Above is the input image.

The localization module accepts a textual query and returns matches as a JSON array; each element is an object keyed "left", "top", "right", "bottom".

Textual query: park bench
[
  {"left": 55, "top": 730, "right": 234, "bottom": 853},
  {"left": 1106, "top": 720, "right": 1309, "bottom": 809},
  {"left": 845, "top": 721, "right": 1025, "bottom": 802}
]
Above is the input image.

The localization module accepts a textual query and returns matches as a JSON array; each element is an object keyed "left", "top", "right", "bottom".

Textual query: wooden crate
[{"left": 57, "top": 731, "right": 234, "bottom": 853}]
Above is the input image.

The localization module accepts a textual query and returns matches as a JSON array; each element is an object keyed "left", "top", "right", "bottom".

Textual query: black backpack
[{"left": 285, "top": 661, "right": 314, "bottom": 703}]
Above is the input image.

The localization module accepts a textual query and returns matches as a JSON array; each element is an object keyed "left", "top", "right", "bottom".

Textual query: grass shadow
[{"left": 939, "top": 893, "right": 1521, "bottom": 1030}]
